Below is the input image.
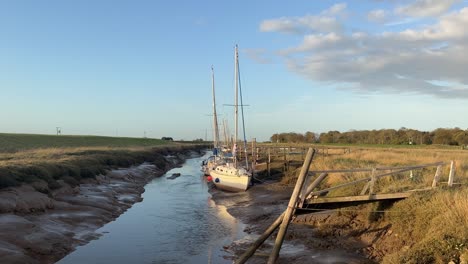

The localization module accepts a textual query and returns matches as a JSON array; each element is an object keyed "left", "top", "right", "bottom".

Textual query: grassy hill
[{"left": 0, "top": 133, "right": 171, "bottom": 152}]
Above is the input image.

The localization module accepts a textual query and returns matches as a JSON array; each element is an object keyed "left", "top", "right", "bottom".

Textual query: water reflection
[{"left": 58, "top": 152, "right": 245, "bottom": 264}]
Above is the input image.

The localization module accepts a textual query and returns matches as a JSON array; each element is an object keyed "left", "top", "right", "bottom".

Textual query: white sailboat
[
  {"left": 202, "top": 66, "right": 225, "bottom": 175},
  {"left": 210, "top": 45, "right": 252, "bottom": 192}
]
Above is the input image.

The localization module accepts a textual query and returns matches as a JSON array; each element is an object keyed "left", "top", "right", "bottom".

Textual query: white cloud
[
  {"left": 259, "top": 3, "right": 346, "bottom": 34},
  {"left": 244, "top": 48, "right": 272, "bottom": 64},
  {"left": 267, "top": 7, "right": 468, "bottom": 99},
  {"left": 396, "top": 0, "right": 460, "bottom": 17},
  {"left": 368, "top": 9, "right": 388, "bottom": 23},
  {"left": 321, "top": 2, "right": 347, "bottom": 16}
]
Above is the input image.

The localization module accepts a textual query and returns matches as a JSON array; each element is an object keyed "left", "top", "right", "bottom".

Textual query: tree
[{"left": 304, "top": 131, "right": 316, "bottom": 143}]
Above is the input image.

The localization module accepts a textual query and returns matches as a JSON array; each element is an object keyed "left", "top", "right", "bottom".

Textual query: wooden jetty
[{"left": 235, "top": 147, "right": 457, "bottom": 264}]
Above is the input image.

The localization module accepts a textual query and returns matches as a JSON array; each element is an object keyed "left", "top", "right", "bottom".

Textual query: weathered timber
[
  {"left": 267, "top": 148, "right": 316, "bottom": 264},
  {"left": 234, "top": 213, "right": 285, "bottom": 264},
  {"left": 448, "top": 160, "right": 455, "bottom": 187},
  {"left": 308, "top": 164, "right": 442, "bottom": 197},
  {"left": 302, "top": 173, "right": 328, "bottom": 203},
  {"left": 297, "top": 192, "right": 413, "bottom": 214},
  {"left": 432, "top": 165, "right": 442, "bottom": 188}
]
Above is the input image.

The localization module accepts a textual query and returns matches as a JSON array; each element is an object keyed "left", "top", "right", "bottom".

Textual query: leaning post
[
  {"left": 448, "top": 161, "right": 455, "bottom": 187},
  {"left": 267, "top": 148, "right": 316, "bottom": 264},
  {"left": 432, "top": 165, "right": 442, "bottom": 188}
]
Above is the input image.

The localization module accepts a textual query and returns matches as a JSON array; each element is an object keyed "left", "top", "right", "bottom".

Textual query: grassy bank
[
  {"left": 262, "top": 145, "right": 468, "bottom": 263},
  {"left": 0, "top": 133, "right": 206, "bottom": 190},
  {"left": 0, "top": 133, "right": 171, "bottom": 152}
]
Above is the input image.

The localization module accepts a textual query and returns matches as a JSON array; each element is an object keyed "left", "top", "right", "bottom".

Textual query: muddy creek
[{"left": 58, "top": 152, "right": 245, "bottom": 264}]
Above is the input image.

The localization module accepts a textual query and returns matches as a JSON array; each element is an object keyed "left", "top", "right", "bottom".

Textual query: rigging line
[{"left": 237, "top": 48, "right": 249, "bottom": 169}]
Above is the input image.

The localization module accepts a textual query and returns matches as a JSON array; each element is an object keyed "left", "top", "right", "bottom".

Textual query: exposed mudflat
[
  {"left": 210, "top": 181, "right": 376, "bottom": 264},
  {"left": 0, "top": 150, "right": 201, "bottom": 264}
]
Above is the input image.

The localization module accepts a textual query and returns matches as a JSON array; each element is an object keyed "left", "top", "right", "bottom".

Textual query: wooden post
[
  {"left": 448, "top": 160, "right": 455, "bottom": 187},
  {"left": 252, "top": 138, "right": 256, "bottom": 173},
  {"left": 360, "top": 182, "right": 370, "bottom": 195},
  {"left": 299, "top": 172, "right": 328, "bottom": 207},
  {"left": 267, "top": 148, "right": 315, "bottom": 264},
  {"left": 268, "top": 148, "right": 271, "bottom": 177},
  {"left": 431, "top": 165, "right": 442, "bottom": 188},
  {"left": 234, "top": 213, "right": 285, "bottom": 264},
  {"left": 368, "top": 168, "right": 377, "bottom": 197},
  {"left": 283, "top": 148, "right": 287, "bottom": 172}
]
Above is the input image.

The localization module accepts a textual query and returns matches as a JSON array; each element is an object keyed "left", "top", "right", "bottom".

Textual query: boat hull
[{"left": 210, "top": 166, "right": 251, "bottom": 192}]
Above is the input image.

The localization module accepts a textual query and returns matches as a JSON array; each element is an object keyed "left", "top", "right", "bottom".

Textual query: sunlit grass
[
  {"left": 0, "top": 133, "right": 202, "bottom": 190},
  {"left": 263, "top": 144, "right": 468, "bottom": 263}
]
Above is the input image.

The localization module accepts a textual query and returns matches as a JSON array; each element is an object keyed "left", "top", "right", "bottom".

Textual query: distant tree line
[{"left": 270, "top": 127, "right": 468, "bottom": 146}]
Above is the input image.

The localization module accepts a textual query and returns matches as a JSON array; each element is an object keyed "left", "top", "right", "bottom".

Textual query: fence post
[
  {"left": 432, "top": 165, "right": 442, "bottom": 188},
  {"left": 448, "top": 161, "right": 455, "bottom": 187},
  {"left": 267, "top": 148, "right": 271, "bottom": 177},
  {"left": 267, "top": 148, "right": 316, "bottom": 264},
  {"left": 251, "top": 138, "right": 256, "bottom": 173},
  {"left": 234, "top": 213, "right": 285, "bottom": 264},
  {"left": 300, "top": 172, "right": 328, "bottom": 207},
  {"left": 369, "top": 168, "right": 377, "bottom": 197}
]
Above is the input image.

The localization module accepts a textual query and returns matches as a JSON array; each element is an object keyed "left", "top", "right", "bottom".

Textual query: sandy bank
[{"left": 0, "top": 148, "right": 203, "bottom": 264}]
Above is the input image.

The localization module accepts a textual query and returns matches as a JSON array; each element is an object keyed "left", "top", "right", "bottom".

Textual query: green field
[{"left": 0, "top": 133, "right": 171, "bottom": 152}]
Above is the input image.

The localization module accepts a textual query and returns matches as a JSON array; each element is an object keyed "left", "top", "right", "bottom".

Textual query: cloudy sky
[{"left": 1, "top": 0, "right": 467, "bottom": 141}]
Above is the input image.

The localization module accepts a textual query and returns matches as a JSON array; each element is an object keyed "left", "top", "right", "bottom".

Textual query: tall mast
[
  {"left": 234, "top": 45, "right": 239, "bottom": 166},
  {"left": 237, "top": 47, "right": 249, "bottom": 169},
  {"left": 211, "top": 66, "right": 220, "bottom": 150}
]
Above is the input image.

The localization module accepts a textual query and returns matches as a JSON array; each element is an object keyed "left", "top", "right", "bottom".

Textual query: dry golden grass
[
  {"left": 383, "top": 189, "right": 468, "bottom": 263},
  {"left": 281, "top": 147, "right": 468, "bottom": 196},
  {"left": 0, "top": 146, "right": 151, "bottom": 167},
  {"left": 0, "top": 144, "right": 203, "bottom": 189},
  {"left": 262, "top": 145, "right": 468, "bottom": 263}
]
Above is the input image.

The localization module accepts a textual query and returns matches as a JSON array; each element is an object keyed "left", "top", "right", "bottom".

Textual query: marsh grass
[
  {"left": 0, "top": 133, "right": 170, "bottom": 153},
  {"left": 0, "top": 133, "right": 203, "bottom": 190},
  {"left": 0, "top": 146, "right": 178, "bottom": 190},
  {"left": 382, "top": 189, "right": 468, "bottom": 263},
  {"left": 268, "top": 144, "right": 468, "bottom": 263}
]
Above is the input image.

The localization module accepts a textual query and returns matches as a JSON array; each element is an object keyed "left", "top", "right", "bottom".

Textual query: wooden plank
[
  {"left": 306, "top": 192, "right": 413, "bottom": 204},
  {"left": 308, "top": 165, "right": 434, "bottom": 197},
  {"left": 308, "top": 162, "right": 444, "bottom": 174}
]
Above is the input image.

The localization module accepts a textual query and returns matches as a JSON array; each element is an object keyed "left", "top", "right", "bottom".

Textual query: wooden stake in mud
[
  {"left": 267, "top": 148, "right": 316, "bottom": 264},
  {"left": 268, "top": 148, "right": 271, "bottom": 177},
  {"left": 252, "top": 138, "right": 256, "bottom": 173},
  {"left": 234, "top": 213, "right": 285, "bottom": 264}
]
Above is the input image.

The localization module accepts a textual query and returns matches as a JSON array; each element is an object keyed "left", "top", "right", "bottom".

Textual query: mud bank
[
  {"left": 0, "top": 147, "right": 204, "bottom": 264},
  {"left": 210, "top": 182, "right": 376, "bottom": 264}
]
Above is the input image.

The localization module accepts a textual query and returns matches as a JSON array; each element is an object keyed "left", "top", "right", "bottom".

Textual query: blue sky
[{"left": 1, "top": 0, "right": 467, "bottom": 141}]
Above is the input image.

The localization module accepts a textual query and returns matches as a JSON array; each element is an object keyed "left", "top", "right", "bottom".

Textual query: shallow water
[{"left": 58, "top": 152, "right": 245, "bottom": 264}]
